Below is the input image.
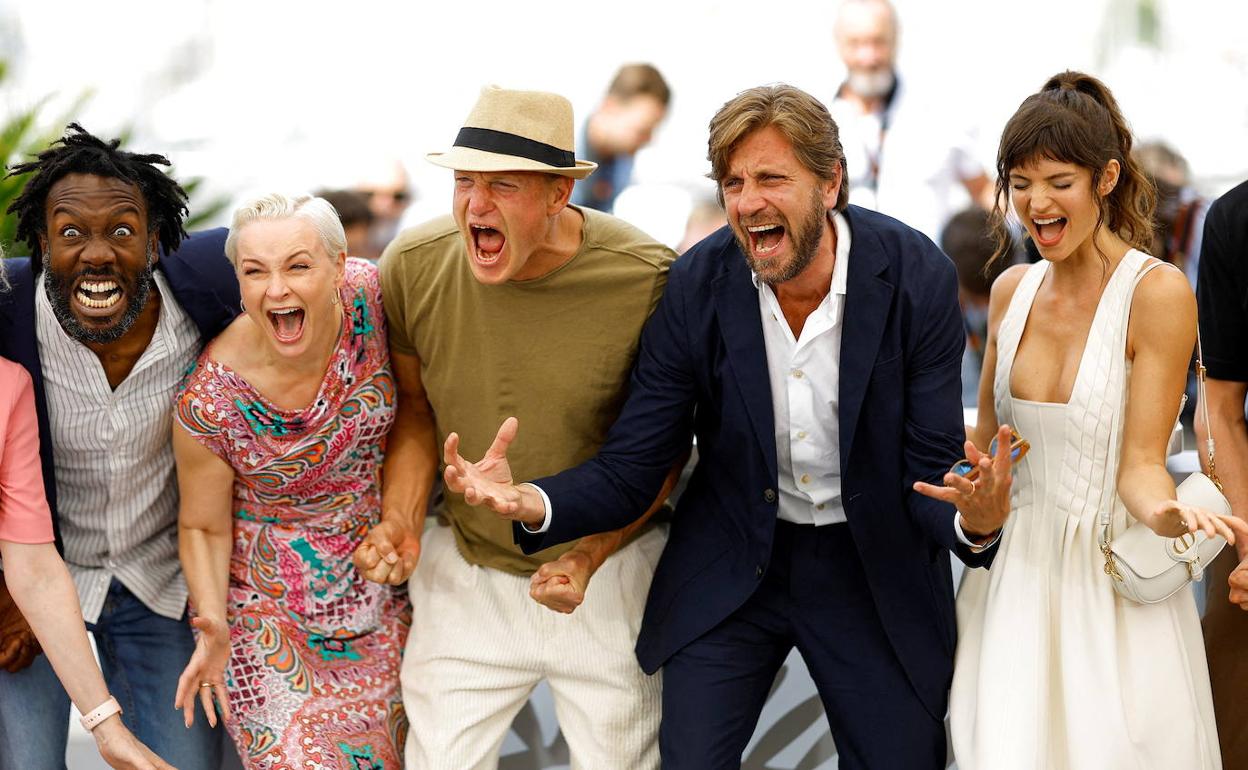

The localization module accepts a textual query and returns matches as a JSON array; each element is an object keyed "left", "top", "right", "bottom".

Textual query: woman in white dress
[{"left": 918, "top": 71, "right": 1248, "bottom": 769}]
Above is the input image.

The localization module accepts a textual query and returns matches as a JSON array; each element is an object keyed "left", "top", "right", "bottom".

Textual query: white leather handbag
[{"left": 1099, "top": 332, "right": 1230, "bottom": 604}]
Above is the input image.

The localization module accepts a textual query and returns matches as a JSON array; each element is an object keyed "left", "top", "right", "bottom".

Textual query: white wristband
[{"left": 80, "top": 695, "right": 123, "bottom": 732}]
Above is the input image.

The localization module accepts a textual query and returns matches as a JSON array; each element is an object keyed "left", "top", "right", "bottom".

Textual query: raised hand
[
  {"left": 442, "top": 418, "right": 545, "bottom": 526},
  {"left": 1229, "top": 556, "right": 1248, "bottom": 611},
  {"left": 353, "top": 520, "right": 421, "bottom": 586},
  {"left": 173, "top": 616, "right": 232, "bottom": 729},
  {"left": 529, "top": 550, "right": 593, "bottom": 614},
  {"left": 913, "top": 423, "right": 1016, "bottom": 538},
  {"left": 93, "top": 717, "right": 177, "bottom": 769}
]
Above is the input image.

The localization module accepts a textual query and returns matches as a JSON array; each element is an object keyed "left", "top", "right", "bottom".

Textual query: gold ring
[
  {"left": 199, "top": 682, "right": 214, "bottom": 688},
  {"left": 965, "top": 482, "right": 977, "bottom": 499}
]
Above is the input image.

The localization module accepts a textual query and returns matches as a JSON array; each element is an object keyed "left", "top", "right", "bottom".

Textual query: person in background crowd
[
  {"left": 1135, "top": 139, "right": 1207, "bottom": 286},
  {"left": 445, "top": 83, "right": 1010, "bottom": 769},
  {"left": 1194, "top": 177, "right": 1248, "bottom": 768},
  {"left": 0, "top": 254, "right": 172, "bottom": 769},
  {"left": 172, "top": 193, "right": 410, "bottom": 767},
  {"left": 830, "top": 0, "right": 990, "bottom": 244},
  {"left": 353, "top": 157, "right": 414, "bottom": 260},
  {"left": 942, "top": 207, "right": 1008, "bottom": 407},
  {"left": 358, "top": 85, "right": 677, "bottom": 769},
  {"left": 317, "top": 188, "right": 375, "bottom": 260},
  {"left": 943, "top": 71, "right": 1245, "bottom": 769},
  {"left": 571, "top": 63, "right": 671, "bottom": 214},
  {"left": 0, "top": 124, "right": 237, "bottom": 768}
]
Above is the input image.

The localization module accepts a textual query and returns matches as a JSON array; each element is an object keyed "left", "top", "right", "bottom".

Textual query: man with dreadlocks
[{"left": 0, "top": 124, "right": 238, "bottom": 767}]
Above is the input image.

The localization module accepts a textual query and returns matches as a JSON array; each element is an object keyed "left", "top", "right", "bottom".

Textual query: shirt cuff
[
  {"left": 954, "top": 513, "right": 1001, "bottom": 553},
  {"left": 519, "top": 483, "right": 552, "bottom": 534}
]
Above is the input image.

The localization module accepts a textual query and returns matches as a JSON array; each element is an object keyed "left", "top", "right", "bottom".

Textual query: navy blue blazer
[
  {"left": 0, "top": 228, "right": 239, "bottom": 545},
  {"left": 516, "top": 206, "right": 996, "bottom": 719}
]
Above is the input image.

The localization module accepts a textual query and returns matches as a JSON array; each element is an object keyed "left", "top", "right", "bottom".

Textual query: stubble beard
[{"left": 738, "top": 188, "right": 829, "bottom": 286}]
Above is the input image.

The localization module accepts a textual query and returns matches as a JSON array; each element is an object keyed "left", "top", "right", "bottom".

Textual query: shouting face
[{"left": 40, "top": 173, "right": 158, "bottom": 344}]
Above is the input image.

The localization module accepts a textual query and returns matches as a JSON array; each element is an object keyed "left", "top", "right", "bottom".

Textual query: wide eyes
[
  {"left": 113, "top": 224, "right": 134, "bottom": 237},
  {"left": 61, "top": 226, "right": 82, "bottom": 238},
  {"left": 56, "top": 224, "right": 136, "bottom": 238}
]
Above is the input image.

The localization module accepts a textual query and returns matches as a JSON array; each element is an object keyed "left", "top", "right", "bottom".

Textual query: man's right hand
[
  {"left": 0, "top": 575, "right": 40, "bottom": 673},
  {"left": 442, "top": 418, "right": 545, "bottom": 526}
]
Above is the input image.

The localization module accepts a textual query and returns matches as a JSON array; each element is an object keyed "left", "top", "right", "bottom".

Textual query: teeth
[
  {"left": 747, "top": 225, "right": 780, "bottom": 233},
  {"left": 75, "top": 291, "right": 121, "bottom": 309},
  {"left": 80, "top": 280, "right": 118, "bottom": 292},
  {"left": 270, "top": 308, "right": 300, "bottom": 315},
  {"left": 1033, "top": 217, "right": 1063, "bottom": 225}
]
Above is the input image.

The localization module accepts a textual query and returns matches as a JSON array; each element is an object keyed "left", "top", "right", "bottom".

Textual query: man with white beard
[{"left": 830, "top": 0, "right": 990, "bottom": 243}]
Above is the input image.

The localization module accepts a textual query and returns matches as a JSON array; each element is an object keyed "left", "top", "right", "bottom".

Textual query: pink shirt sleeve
[{"left": 0, "top": 358, "right": 56, "bottom": 544}]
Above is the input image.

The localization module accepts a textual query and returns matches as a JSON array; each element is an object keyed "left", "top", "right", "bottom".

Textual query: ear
[
  {"left": 147, "top": 231, "right": 161, "bottom": 266},
  {"left": 548, "top": 175, "right": 575, "bottom": 215},
  {"left": 821, "top": 166, "right": 843, "bottom": 211},
  {"left": 38, "top": 233, "right": 48, "bottom": 256},
  {"left": 1098, "top": 159, "right": 1121, "bottom": 196}
]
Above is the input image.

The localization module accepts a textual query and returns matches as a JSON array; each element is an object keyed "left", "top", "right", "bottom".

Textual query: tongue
[
  {"left": 756, "top": 228, "right": 783, "bottom": 251},
  {"left": 478, "top": 229, "right": 504, "bottom": 254},
  {"left": 274, "top": 310, "right": 304, "bottom": 339},
  {"left": 1037, "top": 220, "right": 1064, "bottom": 242}
]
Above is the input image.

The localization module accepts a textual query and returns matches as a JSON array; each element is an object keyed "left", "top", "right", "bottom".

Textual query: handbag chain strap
[{"left": 1195, "top": 327, "right": 1223, "bottom": 491}]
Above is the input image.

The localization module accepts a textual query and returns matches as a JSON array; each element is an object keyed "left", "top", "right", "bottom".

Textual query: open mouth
[
  {"left": 73, "top": 278, "right": 123, "bottom": 313},
  {"left": 746, "top": 223, "right": 786, "bottom": 257},
  {"left": 1032, "top": 216, "right": 1067, "bottom": 248},
  {"left": 470, "top": 224, "right": 505, "bottom": 266},
  {"left": 267, "top": 307, "right": 306, "bottom": 343}
]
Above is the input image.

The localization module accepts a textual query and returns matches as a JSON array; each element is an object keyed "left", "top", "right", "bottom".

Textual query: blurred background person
[
  {"left": 173, "top": 194, "right": 410, "bottom": 768},
  {"left": 1194, "top": 177, "right": 1248, "bottom": 769},
  {"left": 941, "top": 206, "right": 1009, "bottom": 407},
  {"left": 1135, "top": 139, "right": 1208, "bottom": 285},
  {"left": 571, "top": 63, "right": 671, "bottom": 214},
  {"left": 830, "top": 0, "right": 990, "bottom": 244},
  {"left": 352, "top": 157, "right": 415, "bottom": 260},
  {"left": 676, "top": 197, "right": 726, "bottom": 255},
  {"left": 318, "top": 188, "right": 376, "bottom": 259}
]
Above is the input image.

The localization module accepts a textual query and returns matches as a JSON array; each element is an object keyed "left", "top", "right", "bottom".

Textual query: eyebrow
[
  {"left": 240, "top": 250, "right": 314, "bottom": 266},
  {"left": 1009, "top": 172, "right": 1077, "bottom": 181},
  {"left": 49, "top": 202, "right": 143, "bottom": 218}
]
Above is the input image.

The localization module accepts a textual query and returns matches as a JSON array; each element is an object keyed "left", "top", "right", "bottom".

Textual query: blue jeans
[{"left": 0, "top": 579, "right": 224, "bottom": 769}]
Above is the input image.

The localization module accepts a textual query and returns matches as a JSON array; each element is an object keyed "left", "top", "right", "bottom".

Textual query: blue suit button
[
  {"left": 763, "top": 488, "right": 777, "bottom": 503},
  {"left": 755, "top": 565, "right": 765, "bottom": 579}
]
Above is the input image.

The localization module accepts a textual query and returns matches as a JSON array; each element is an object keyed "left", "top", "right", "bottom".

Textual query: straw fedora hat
[{"left": 427, "top": 86, "right": 597, "bottom": 180}]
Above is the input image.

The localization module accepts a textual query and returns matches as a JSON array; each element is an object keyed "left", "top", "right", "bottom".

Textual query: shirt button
[
  {"left": 763, "top": 488, "right": 777, "bottom": 503},
  {"left": 796, "top": 430, "right": 808, "bottom": 440},
  {"left": 816, "top": 503, "right": 826, "bottom": 511},
  {"left": 792, "top": 369, "right": 804, "bottom": 379},
  {"left": 800, "top": 473, "right": 811, "bottom": 485},
  {"left": 105, "top": 559, "right": 117, "bottom": 570},
  {"left": 755, "top": 565, "right": 765, "bottom": 579}
]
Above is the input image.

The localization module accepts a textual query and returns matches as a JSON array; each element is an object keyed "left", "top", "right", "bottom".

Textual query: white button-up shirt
[
  {"left": 36, "top": 271, "right": 201, "bottom": 622},
  {"left": 755, "top": 212, "right": 850, "bottom": 526}
]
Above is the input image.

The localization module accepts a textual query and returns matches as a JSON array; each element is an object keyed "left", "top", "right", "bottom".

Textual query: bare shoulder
[
  {"left": 986, "top": 263, "right": 1032, "bottom": 323},
  {"left": 1129, "top": 259, "right": 1195, "bottom": 352},
  {"left": 204, "top": 314, "right": 258, "bottom": 372},
  {"left": 1133, "top": 259, "right": 1193, "bottom": 308}
]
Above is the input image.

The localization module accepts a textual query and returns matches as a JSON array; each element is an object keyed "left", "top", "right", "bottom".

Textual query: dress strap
[{"left": 993, "top": 260, "right": 1050, "bottom": 403}]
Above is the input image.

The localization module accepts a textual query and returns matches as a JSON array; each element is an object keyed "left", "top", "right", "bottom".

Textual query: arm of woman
[
  {"left": 1118, "top": 267, "right": 1248, "bottom": 544},
  {"left": 172, "top": 421, "right": 236, "bottom": 728}
]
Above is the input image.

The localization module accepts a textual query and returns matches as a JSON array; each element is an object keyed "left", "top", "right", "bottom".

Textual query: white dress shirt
[
  {"left": 36, "top": 271, "right": 201, "bottom": 622},
  {"left": 755, "top": 212, "right": 850, "bottom": 525}
]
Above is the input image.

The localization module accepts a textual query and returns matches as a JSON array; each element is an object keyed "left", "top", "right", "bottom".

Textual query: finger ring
[
  {"left": 199, "top": 682, "right": 214, "bottom": 688},
  {"left": 965, "top": 482, "right": 977, "bottom": 499}
]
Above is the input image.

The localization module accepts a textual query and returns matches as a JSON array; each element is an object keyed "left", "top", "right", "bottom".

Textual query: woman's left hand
[
  {"left": 1142, "top": 500, "right": 1248, "bottom": 545},
  {"left": 173, "top": 616, "right": 232, "bottom": 729},
  {"left": 913, "top": 424, "right": 1016, "bottom": 539}
]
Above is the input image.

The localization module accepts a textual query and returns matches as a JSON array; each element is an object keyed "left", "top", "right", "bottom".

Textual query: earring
[
  {"left": 332, "top": 289, "right": 341, "bottom": 306},
  {"left": 240, "top": 298, "right": 246, "bottom": 313}
]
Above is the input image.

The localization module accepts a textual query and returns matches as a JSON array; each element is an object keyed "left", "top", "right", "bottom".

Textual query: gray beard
[
  {"left": 846, "top": 69, "right": 895, "bottom": 101},
  {"left": 738, "top": 188, "right": 828, "bottom": 286},
  {"left": 43, "top": 247, "right": 156, "bottom": 344}
]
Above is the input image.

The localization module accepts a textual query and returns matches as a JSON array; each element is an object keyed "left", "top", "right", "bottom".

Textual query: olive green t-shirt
[{"left": 380, "top": 207, "right": 674, "bottom": 574}]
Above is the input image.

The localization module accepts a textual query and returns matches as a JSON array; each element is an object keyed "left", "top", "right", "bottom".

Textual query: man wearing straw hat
[{"left": 353, "top": 85, "right": 678, "bottom": 768}]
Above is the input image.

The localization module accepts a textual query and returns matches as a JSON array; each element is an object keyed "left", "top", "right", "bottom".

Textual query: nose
[
  {"left": 466, "top": 187, "right": 494, "bottom": 218},
  {"left": 265, "top": 271, "right": 290, "bottom": 301},
  {"left": 79, "top": 234, "right": 117, "bottom": 268},
  {"left": 737, "top": 179, "right": 767, "bottom": 217}
]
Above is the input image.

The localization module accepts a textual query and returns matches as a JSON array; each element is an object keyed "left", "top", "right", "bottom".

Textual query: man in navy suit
[
  {"left": 0, "top": 125, "right": 238, "bottom": 768},
  {"left": 443, "top": 85, "right": 1015, "bottom": 768}
]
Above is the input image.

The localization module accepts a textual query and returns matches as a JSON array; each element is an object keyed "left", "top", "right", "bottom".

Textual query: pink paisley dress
[{"left": 175, "top": 259, "right": 410, "bottom": 769}]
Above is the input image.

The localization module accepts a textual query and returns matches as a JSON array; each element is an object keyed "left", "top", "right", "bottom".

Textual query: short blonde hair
[
  {"left": 707, "top": 84, "right": 849, "bottom": 211},
  {"left": 224, "top": 193, "right": 347, "bottom": 265}
]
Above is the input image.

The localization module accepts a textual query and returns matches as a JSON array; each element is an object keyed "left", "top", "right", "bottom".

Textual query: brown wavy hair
[
  {"left": 989, "top": 71, "right": 1156, "bottom": 267},
  {"left": 707, "top": 84, "right": 849, "bottom": 211}
]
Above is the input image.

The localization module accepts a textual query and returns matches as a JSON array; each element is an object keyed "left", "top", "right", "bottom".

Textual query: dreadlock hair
[{"left": 6, "top": 123, "right": 189, "bottom": 265}]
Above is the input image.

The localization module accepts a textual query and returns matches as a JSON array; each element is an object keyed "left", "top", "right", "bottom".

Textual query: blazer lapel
[
  {"left": 712, "top": 252, "right": 778, "bottom": 481},
  {"left": 838, "top": 212, "right": 894, "bottom": 468}
]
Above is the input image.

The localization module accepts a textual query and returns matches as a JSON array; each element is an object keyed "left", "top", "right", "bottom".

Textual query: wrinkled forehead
[
  {"left": 46, "top": 173, "right": 147, "bottom": 218},
  {"left": 835, "top": 1, "right": 897, "bottom": 42}
]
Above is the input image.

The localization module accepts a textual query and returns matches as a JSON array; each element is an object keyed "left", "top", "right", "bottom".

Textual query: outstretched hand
[
  {"left": 1230, "top": 556, "right": 1248, "bottom": 611},
  {"left": 93, "top": 717, "right": 176, "bottom": 770},
  {"left": 913, "top": 424, "right": 1016, "bottom": 539},
  {"left": 1140, "top": 499, "right": 1248, "bottom": 545},
  {"left": 443, "top": 418, "right": 545, "bottom": 526}
]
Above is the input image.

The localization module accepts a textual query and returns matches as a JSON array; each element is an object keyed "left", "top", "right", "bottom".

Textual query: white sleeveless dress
[{"left": 951, "top": 250, "right": 1221, "bottom": 769}]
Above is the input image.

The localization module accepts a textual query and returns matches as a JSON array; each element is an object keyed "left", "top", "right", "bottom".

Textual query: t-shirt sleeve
[
  {"left": 378, "top": 242, "right": 417, "bottom": 356},
  {"left": 1196, "top": 194, "right": 1248, "bottom": 382},
  {"left": 173, "top": 359, "right": 232, "bottom": 461},
  {"left": 0, "top": 366, "right": 55, "bottom": 544}
]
